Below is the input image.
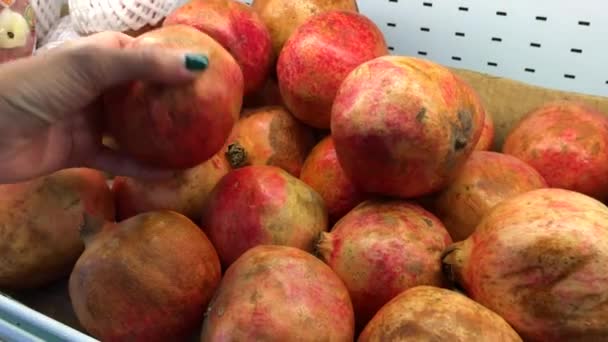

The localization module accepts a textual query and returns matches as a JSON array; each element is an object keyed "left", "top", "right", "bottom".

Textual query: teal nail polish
[{"left": 185, "top": 54, "right": 209, "bottom": 71}]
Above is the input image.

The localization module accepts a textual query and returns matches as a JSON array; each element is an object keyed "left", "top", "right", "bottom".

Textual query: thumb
[{"left": 93, "top": 46, "right": 210, "bottom": 88}]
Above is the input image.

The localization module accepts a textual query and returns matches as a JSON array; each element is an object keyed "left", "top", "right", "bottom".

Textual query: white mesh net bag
[
  {"left": 30, "top": 0, "right": 64, "bottom": 40},
  {"left": 35, "top": 14, "right": 82, "bottom": 53},
  {"left": 68, "top": 0, "right": 183, "bottom": 35}
]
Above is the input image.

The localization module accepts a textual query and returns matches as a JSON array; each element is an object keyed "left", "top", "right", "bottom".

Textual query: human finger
[
  {"left": 83, "top": 146, "right": 176, "bottom": 180},
  {"left": 75, "top": 44, "right": 209, "bottom": 88},
  {"left": 58, "top": 31, "right": 135, "bottom": 51}
]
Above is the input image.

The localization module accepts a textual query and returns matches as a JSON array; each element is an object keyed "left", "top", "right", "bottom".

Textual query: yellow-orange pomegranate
[
  {"left": 200, "top": 245, "right": 355, "bottom": 341},
  {"left": 434, "top": 151, "right": 546, "bottom": 241},
  {"left": 0, "top": 168, "right": 114, "bottom": 289},
  {"left": 359, "top": 286, "right": 522, "bottom": 341},
  {"left": 224, "top": 106, "right": 316, "bottom": 176},
  {"left": 443, "top": 188, "right": 608, "bottom": 341},
  {"left": 70, "top": 211, "right": 221, "bottom": 341}
]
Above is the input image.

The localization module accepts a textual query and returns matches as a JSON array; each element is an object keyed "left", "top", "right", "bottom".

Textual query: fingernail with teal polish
[{"left": 185, "top": 54, "right": 209, "bottom": 71}]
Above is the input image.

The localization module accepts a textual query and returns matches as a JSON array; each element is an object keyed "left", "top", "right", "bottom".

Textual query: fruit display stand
[{"left": 0, "top": 0, "right": 607, "bottom": 341}]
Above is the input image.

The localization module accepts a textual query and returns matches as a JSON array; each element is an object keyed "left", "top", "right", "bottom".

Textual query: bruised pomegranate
[
  {"left": 442, "top": 188, "right": 608, "bottom": 341},
  {"left": 503, "top": 101, "right": 608, "bottom": 201},
  {"left": 163, "top": 0, "right": 272, "bottom": 95},
  {"left": 434, "top": 151, "right": 547, "bottom": 241},
  {"left": 104, "top": 24, "right": 243, "bottom": 169},
  {"left": 251, "top": 0, "right": 358, "bottom": 58},
  {"left": 202, "top": 165, "right": 327, "bottom": 267},
  {"left": 331, "top": 56, "right": 485, "bottom": 198},
  {"left": 0, "top": 168, "right": 114, "bottom": 289},
  {"left": 277, "top": 10, "right": 387, "bottom": 128},
  {"left": 359, "top": 286, "right": 522, "bottom": 341},
  {"left": 112, "top": 152, "right": 231, "bottom": 221},
  {"left": 224, "top": 106, "right": 316, "bottom": 176},
  {"left": 300, "top": 136, "right": 367, "bottom": 223},
  {"left": 475, "top": 111, "right": 495, "bottom": 151},
  {"left": 317, "top": 199, "right": 452, "bottom": 328},
  {"left": 200, "top": 245, "right": 355, "bottom": 341},
  {"left": 70, "top": 211, "right": 221, "bottom": 341}
]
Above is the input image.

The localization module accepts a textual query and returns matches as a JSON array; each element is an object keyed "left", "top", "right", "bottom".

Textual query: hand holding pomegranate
[{"left": 0, "top": 31, "right": 207, "bottom": 183}]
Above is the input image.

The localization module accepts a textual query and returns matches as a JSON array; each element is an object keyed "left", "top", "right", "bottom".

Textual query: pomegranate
[
  {"left": 200, "top": 245, "right": 355, "bottom": 341},
  {"left": 224, "top": 106, "right": 316, "bottom": 176},
  {"left": 359, "top": 286, "right": 522, "bottom": 341},
  {"left": 201, "top": 165, "right": 327, "bottom": 267},
  {"left": 503, "top": 101, "right": 608, "bottom": 201},
  {"left": 317, "top": 199, "right": 452, "bottom": 328},
  {"left": 331, "top": 56, "right": 485, "bottom": 198},
  {"left": 251, "top": 0, "right": 358, "bottom": 57},
  {"left": 163, "top": 0, "right": 272, "bottom": 95},
  {"left": 277, "top": 10, "right": 388, "bottom": 128},
  {"left": 442, "top": 188, "right": 608, "bottom": 341},
  {"left": 434, "top": 151, "right": 547, "bottom": 241},
  {"left": 0, "top": 168, "right": 114, "bottom": 289},
  {"left": 300, "top": 136, "right": 367, "bottom": 223},
  {"left": 103, "top": 24, "right": 243, "bottom": 169},
  {"left": 70, "top": 211, "right": 221, "bottom": 341},
  {"left": 475, "top": 111, "right": 495, "bottom": 151},
  {"left": 112, "top": 151, "right": 231, "bottom": 221}
]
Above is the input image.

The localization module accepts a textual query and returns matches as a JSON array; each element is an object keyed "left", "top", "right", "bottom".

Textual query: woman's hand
[{"left": 0, "top": 31, "right": 204, "bottom": 184}]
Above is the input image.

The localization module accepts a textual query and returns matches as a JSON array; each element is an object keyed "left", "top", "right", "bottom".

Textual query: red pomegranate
[
  {"left": 442, "top": 188, "right": 608, "bottom": 341},
  {"left": 251, "top": 0, "right": 358, "bottom": 58},
  {"left": 224, "top": 106, "right": 316, "bottom": 176},
  {"left": 317, "top": 199, "right": 452, "bottom": 329},
  {"left": 359, "top": 286, "right": 522, "bottom": 341},
  {"left": 103, "top": 24, "right": 243, "bottom": 169},
  {"left": 202, "top": 165, "right": 328, "bottom": 267},
  {"left": 434, "top": 151, "right": 547, "bottom": 241},
  {"left": 112, "top": 151, "right": 231, "bottom": 221},
  {"left": 163, "top": 0, "right": 272, "bottom": 95},
  {"left": 503, "top": 101, "right": 608, "bottom": 201},
  {"left": 300, "top": 136, "right": 367, "bottom": 223},
  {"left": 331, "top": 56, "right": 486, "bottom": 198},
  {"left": 200, "top": 245, "right": 355, "bottom": 341},
  {"left": 277, "top": 10, "right": 387, "bottom": 128},
  {"left": 70, "top": 211, "right": 221, "bottom": 342}
]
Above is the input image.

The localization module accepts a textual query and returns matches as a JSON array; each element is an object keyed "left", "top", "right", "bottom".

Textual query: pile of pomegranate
[{"left": 2, "top": 0, "right": 608, "bottom": 341}]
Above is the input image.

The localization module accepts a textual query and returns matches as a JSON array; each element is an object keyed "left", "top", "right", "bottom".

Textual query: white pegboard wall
[
  {"left": 356, "top": 0, "right": 607, "bottom": 97},
  {"left": 38, "top": 0, "right": 605, "bottom": 96},
  {"left": 240, "top": 0, "right": 606, "bottom": 97}
]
